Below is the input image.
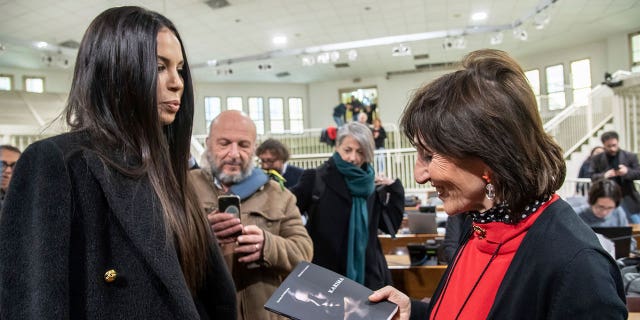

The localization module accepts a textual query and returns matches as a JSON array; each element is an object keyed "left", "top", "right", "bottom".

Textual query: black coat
[
  {"left": 291, "top": 157, "right": 404, "bottom": 290},
  {"left": 411, "top": 198, "right": 627, "bottom": 320},
  {"left": 0, "top": 131, "right": 236, "bottom": 319},
  {"left": 283, "top": 164, "right": 304, "bottom": 189},
  {"left": 590, "top": 149, "right": 640, "bottom": 214}
]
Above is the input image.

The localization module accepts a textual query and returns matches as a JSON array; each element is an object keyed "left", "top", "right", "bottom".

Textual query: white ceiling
[{"left": 1, "top": 0, "right": 639, "bottom": 84}]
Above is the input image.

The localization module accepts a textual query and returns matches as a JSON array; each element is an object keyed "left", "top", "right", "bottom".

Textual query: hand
[
  {"left": 369, "top": 286, "right": 411, "bottom": 320},
  {"left": 208, "top": 211, "right": 243, "bottom": 244},
  {"left": 235, "top": 225, "right": 264, "bottom": 263},
  {"left": 375, "top": 174, "right": 395, "bottom": 186},
  {"left": 604, "top": 168, "right": 618, "bottom": 178},
  {"left": 618, "top": 164, "right": 629, "bottom": 176}
]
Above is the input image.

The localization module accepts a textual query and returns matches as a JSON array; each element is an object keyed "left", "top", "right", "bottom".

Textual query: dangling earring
[{"left": 482, "top": 174, "right": 495, "bottom": 200}]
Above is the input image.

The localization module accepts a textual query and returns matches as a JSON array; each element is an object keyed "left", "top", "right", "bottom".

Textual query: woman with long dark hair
[{"left": 0, "top": 6, "right": 236, "bottom": 319}]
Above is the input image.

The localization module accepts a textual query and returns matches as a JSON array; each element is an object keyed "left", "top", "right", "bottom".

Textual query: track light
[
  {"left": 391, "top": 44, "right": 411, "bottom": 56},
  {"left": 513, "top": 28, "right": 528, "bottom": 41},
  {"left": 490, "top": 32, "right": 503, "bottom": 45}
]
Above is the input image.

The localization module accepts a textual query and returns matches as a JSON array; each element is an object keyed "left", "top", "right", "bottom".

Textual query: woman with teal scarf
[{"left": 292, "top": 122, "right": 405, "bottom": 290}]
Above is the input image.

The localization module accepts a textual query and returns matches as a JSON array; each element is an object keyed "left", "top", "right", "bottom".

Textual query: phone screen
[
  {"left": 218, "top": 195, "right": 241, "bottom": 238},
  {"left": 218, "top": 195, "right": 241, "bottom": 217}
]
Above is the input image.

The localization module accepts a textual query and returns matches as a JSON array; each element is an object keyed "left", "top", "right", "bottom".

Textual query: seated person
[
  {"left": 576, "top": 179, "right": 636, "bottom": 254},
  {"left": 576, "top": 179, "right": 629, "bottom": 227}
]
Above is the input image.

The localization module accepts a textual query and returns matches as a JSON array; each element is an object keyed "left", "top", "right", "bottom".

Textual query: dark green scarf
[{"left": 332, "top": 152, "right": 375, "bottom": 284}]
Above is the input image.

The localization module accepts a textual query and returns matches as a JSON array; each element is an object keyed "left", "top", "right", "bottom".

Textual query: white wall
[{"left": 0, "top": 66, "right": 72, "bottom": 93}]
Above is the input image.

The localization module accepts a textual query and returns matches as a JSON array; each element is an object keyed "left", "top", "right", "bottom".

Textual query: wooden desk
[
  {"left": 385, "top": 254, "right": 447, "bottom": 300},
  {"left": 379, "top": 233, "right": 440, "bottom": 255}
]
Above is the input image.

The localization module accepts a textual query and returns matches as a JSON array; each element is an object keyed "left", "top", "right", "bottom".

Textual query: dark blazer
[
  {"left": 283, "top": 164, "right": 304, "bottom": 189},
  {"left": 291, "top": 157, "right": 404, "bottom": 290},
  {"left": 411, "top": 198, "right": 627, "bottom": 320},
  {"left": 0, "top": 131, "right": 236, "bottom": 319},
  {"left": 590, "top": 149, "right": 640, "bottom": 214}
]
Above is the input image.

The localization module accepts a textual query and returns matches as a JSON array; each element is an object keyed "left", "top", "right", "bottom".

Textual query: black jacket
[
  {"left": 283, "top": 164, "right": 304, "bottom": 189},
  {"left": 0, "top": 131, "right": 236, "bottom": 319},
  {"left": 411, "top": 198, "right": 627, "bottom": 320},
  {"left": 291, "top": 157, "right": 404, "bottom": 290}
]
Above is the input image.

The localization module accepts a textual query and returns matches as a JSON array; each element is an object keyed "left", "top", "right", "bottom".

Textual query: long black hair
[{"left": 65, "top": 6, "right": 210, "bottom": 292}]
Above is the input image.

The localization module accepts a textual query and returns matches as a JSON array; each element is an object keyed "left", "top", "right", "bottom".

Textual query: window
[
  {"left": 0, "top": 75, "right": 12, "bottom": 91},
  {"left": 545, "top": 64, "right": 566, "bottom": 110},
  {"left": 268, "top": 98, "right": 284, "bottom": 134},
  {"left": 24, "top": 76, "right": 44, "bottom": 93},
  {"left": 570, "top": 59, "right": 592, "bottom": 107},
  {"left": 248, "top": 97, "right": 265, "bottom": 135},
  {"left": 525, "top": 69, "right": 541, "bottom": 110},
  {"left": 204, "top": 96, "right": 221, "bottom": 130},
  {"left": 288, "top": 97, "right": 304, "bottom": 133},
  {"left": 226, "top": 97, "right": 243, "bottom": 111},
  {"left": 631, "top": 32, "right": 640, "bottom": 72}
]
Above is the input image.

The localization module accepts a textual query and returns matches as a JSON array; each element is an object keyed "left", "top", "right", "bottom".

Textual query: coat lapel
[{"left": 84, "top": 151, "right": 199, "bottom": 318}]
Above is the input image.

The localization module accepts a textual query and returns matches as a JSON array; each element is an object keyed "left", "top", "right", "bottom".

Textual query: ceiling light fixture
[
  {"left": 391, "top": 44, "right": 411, "bottom": 56},
  {"left": 347, "top": 49, "right": 358, "bottom": 61},
  {"left": 471, "top": 12, "right": 488, "bottom": 21},
  {"left": 490, "top": 31, "right": 504, "bottom": 45},
  {"left": 272, "top": 35, "right": 287, "bottom": 45},
  {"left": 301, "top": 55, "right": 315, "bottom": 66},
  {"left": 513, "top": 28, "right": 528, "bottom": 41}
]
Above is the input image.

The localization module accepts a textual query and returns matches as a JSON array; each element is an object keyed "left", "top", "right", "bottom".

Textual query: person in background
[
  {"left": 590, "top": 130, "right": 640, "bottom": 223},
  {"left": 364, "top": 104, "right": 376, "bottom": 125},
  {"left": 372, "top": 118, "right": 387, "bottom": 174},
  {"left": 576, "top": 146, "right": 604, "bottom": 195},
  {"left": 188, "top": 153, "right": 200, "bottom": 170},
  {"left": 256, "top": 138, "right": 304, "bottom": 189},
  {"left": 291, "top": 121, "right": 405, "bottom": 290},
  {"left": 0, "top": 6, "right": 236, "bottom": 319},
  {"left": 190, "top": 110, "right": 312, "bottom": 320},
  {"left": 333, "top": 102, "right": 347, "bottom": 127},
  {"left": 369, "top": 49, "right": 626, "bottom": 319},
  {"left": 357, "top": 112, "right": 369, "bottom": 126},
  {"left": 0, "top": 145, "right": 21, "bottom": 211},
  {"left": 577, "top": 179, "right": 630, "bottom": 227}
]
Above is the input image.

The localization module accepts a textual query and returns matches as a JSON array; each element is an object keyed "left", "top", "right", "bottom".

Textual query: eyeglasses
[
  {"left": 258, "top": 158, "right": 278, "bottom": 165},
  {"left": 593, "top": 204, "right": 616, "bottom": 212},
  {"left": 1, "top": 161, "right": 17, "bottom": 172}
]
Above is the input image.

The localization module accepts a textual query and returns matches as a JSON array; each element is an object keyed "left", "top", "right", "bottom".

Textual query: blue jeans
[{"left": 333, "top": 116, "right": 344, "bottom": 127}]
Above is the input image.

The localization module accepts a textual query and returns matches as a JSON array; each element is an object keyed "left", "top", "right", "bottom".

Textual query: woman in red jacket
[{"left": 369, "top": 49, "right": 626, "bottom": 320}]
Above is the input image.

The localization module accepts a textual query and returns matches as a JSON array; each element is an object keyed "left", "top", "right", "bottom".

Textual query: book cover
[{"left": 264, "top": 261, "right": 398, "bottom": 320}]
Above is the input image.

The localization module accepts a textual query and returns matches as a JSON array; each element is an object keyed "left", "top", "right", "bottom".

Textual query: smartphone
[
  {"left": 218, "top": 195, "right": 241, "bottom": 217},
  {"left": 218, "top": 195, "right": 242, "bottom": 238}
]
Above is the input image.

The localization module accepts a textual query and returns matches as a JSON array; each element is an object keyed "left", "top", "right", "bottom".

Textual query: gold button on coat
[{"left": 104, "top": 269, "right": 117, "bottom": 283}]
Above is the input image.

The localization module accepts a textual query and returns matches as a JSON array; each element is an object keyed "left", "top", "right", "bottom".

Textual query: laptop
[
  {"left": 407, "top": 212, "right": 437, "bottom": 234},
  {"left": 592, "top": 226, "right": 632, "bottom": 259}
]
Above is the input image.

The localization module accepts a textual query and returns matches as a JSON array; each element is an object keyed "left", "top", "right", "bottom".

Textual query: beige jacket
[{"left": 190, "top": 168, "right": 313, "bottom": 320}]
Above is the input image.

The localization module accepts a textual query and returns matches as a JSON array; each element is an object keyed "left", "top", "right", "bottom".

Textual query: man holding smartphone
[
  {"left": 590, "top": 131, "right": 640, "bottom": 223},
  {"left": 190, "top": 110, "right": 313, "bottom": 320}
]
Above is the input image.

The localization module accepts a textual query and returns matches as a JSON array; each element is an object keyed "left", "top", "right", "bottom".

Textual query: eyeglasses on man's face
[
  {"left": 1, "top": 161, "right": 17, "bottom": 172},
  {"left": 258, "top": 158, "right": 278, "bottom": 165}
]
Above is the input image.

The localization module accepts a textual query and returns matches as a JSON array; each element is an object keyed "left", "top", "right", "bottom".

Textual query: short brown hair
[
  {"left": 400, "top": 49, "right": 565, "bottom": 218},
  {"left": 256, "top": 138, "right": 290, "bottom": 162}
]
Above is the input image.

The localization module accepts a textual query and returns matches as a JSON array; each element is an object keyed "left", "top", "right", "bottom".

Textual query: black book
[{"left": 264, "top": 261, "right": 398, "bottom": 320}]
